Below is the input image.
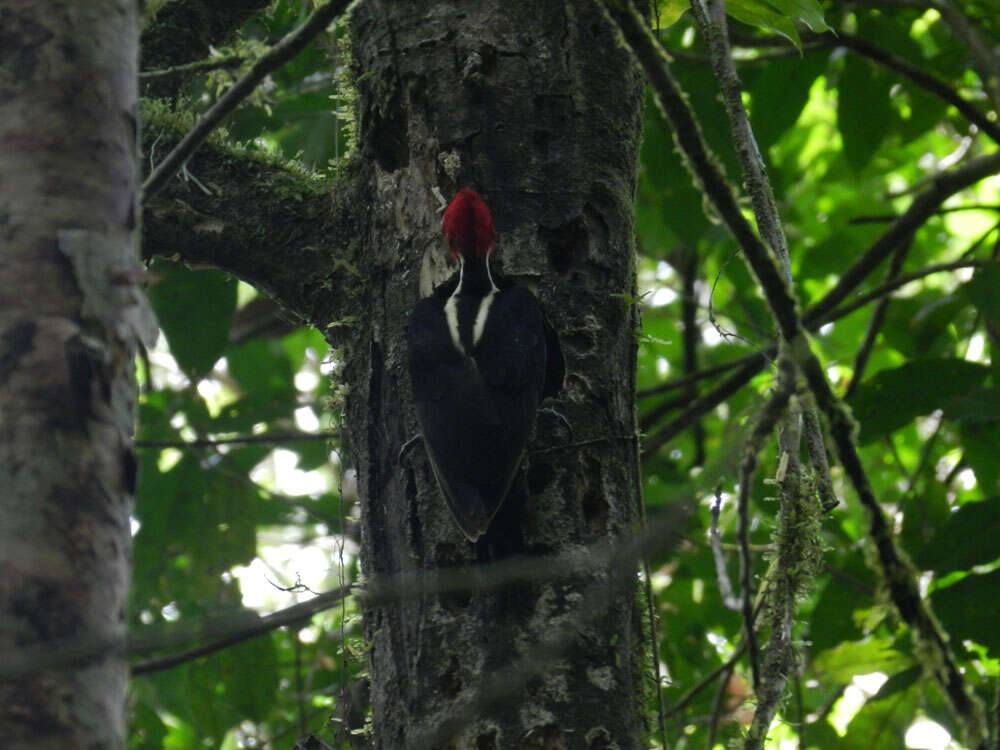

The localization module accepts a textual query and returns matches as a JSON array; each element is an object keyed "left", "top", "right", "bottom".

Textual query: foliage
[{"left": 131, "top": 0, "right": 998, "bottom": 748}]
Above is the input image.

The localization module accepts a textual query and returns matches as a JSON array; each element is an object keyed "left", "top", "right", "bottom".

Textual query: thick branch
[{"left": 141, "top": 113, "right": 368, "bottom": 327}]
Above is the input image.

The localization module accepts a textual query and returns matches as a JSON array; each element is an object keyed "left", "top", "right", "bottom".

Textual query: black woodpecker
[{"left": 407, "top": 188, "right": 563, "bottom": 541}]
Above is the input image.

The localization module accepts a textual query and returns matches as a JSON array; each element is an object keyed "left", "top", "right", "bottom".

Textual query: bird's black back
[{"left": 407, "top": 276, "right": 553, "bottom": 540}]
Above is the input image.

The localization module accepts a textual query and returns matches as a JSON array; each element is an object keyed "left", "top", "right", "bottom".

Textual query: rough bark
[
  {"left": 140, "top": 107, "right": 364, "bottom": 329},
  {"left": 341, "top": 1, "right": 647, "bottom": 747},
  {"left": 0, "top": 2, "right": 141, "bottom": 749}
]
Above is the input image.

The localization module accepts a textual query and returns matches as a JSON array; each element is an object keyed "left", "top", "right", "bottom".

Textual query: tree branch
[
  {"left": 141, "top": 0, "right": 271, "bottom": 99},
  {"left": 826, "top": 29, "right": 1000, "bottom": 145},
  {"left": 641, "top": 256, "right": 986, "bottom": 457},
  {"left": 734, "top": 354, "right": 797, "bottom": 695},
  {"left": 140, "top": 54, "right": 245, "bottom": 80},
  {"left": 142, "top": 110, "right": 369, "bottom": 326},
  {"left": 131, "top": 587, "right": 355, "bottom": 676},
  {"left": 638, "top": 357, "right": 752, "bottom": 399},
  {"left": 643, "top": 354, "right": 769, "bottom": 457},
  {"left": 605, "top": 3, "right": 990, "bottom": 744},
  {"left": 143, "top": 0, "right": 352, "bottom": 200},
  {"left": 843, "top": 240, "right": 912, "bottom": 399},
  {"left": 136, "top": 430, "right": 339, "bottom": 449},
  {"left": 710, "top": 486, "right": 742, "bottom": 611},
  {"left": 803, "top": 151, "right": 1000, "bottom": 325}
]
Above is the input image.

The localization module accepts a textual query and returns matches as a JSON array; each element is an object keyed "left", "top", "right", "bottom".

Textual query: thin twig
[
  {"left": 843, "top": 239, "right": 913, "bottom": 399},
  {"left": 826, "top": 29, "right": 1000, "bottom": 144},
  {"left": 666, "top": 643, "right": 746, "bottom": 719},
  {"left": 803, "top": 152, "right": 1000, "bottom": 325},
  {"left": 680, "top": 250, "right": 707, "bottom": 465},
  {"left": 811, "top": 259, "right": 989, "bottom": 328},
  {"left": 706, "top": 657, "right": 738, "bottom": 749},
  {"left": 633, "top": 428, "right": 671, "bottom": 749},
  {"left": 639, "top": 392, "right": 691, "bottom": 432},
  {"left": 139, "top": 54, "right": 245, "bottom": 79},
  {"left": 638, "top": 357, "right": 753, "bottom": 399},
  {"left": 848, "top": 203, "right": 1000, "bottom": 224},
  {"left": 801, "top": 405, "right": 838, "bottom": 512},
  {"left": 643, "top": 355, "right": 769, "bottom": 457},
  {"left": 640, "top": 252, "right": 989, "bottom": 405},
  {"left": 942, "top": 456, "right": 967, "bottom": 488},
  {"left": 642, "top": 257, "right": 986, "bottom": 460},
  {"left": 794, "top": 672, "right": 807, "bottom": 749},
  {"left": 931, "top": 0, "right": 1000, "bottom": 109},
  {"left": 710, "top": 485, "right": 742, "bottom": 611},
  {"left": 130, "top": 586, "right": 354, "bottom": 675},
  {"left": 135, "top": 429, "right": 340, "bottom": 448},
  {"left": 142, "top": 0, "right": 351, "bottom": 200}
]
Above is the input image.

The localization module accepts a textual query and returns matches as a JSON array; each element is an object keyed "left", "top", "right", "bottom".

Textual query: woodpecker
[{"left": 407, "top": 188, "right": 563, "bottom": 541}]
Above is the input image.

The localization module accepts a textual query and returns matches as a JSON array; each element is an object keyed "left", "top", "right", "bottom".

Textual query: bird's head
[{"left": 442, "top": 188, "right": 496, "bottom": 261}]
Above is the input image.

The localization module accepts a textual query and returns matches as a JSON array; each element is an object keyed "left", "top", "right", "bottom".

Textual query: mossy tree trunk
[
  {"left": 0, "top": 3, "right": 141, "bottom": 748},
  {"left": 342, "top": 1, "right": 648, "bottom": 746}
]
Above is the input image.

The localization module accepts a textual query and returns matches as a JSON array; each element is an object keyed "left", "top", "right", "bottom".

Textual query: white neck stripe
[
  {"left": 472, "top": 290, "right": 496, "bottom": 346},
  {"left": 445, "top": 256, "right": 465, "bottom": 355}
]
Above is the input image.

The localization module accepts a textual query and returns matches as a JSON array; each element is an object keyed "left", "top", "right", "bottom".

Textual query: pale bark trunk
[
  {"left": 343, "top": 1, "right": 648, "bottom": 746},
  {"left": 0, "top": 3, "right": 141, "bottom": 748}
]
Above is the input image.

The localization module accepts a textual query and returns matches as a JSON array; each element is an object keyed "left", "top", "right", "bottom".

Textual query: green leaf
[
  {"left": 227, "top": 338, "right": 295, "bottom": 396},
  {"left": 958, "top": 264, "right": 1000, "bottom": 322},
  {"left": 917, "top": 497, "right": 1000, "bottom": 573},
  {"left": 843, "top": 682, "right": 919, "bottom": 749},
  {"left": 837, "top": 56, "right": 893, "bottom": 171},
  {"left": 932, "top": 569, "right": 1000, "bottom": 655},
  {"left": 961, "top": 422, "right": 1000, "bottom": 495},
  {"left": 727, "top": 0, "right": 802, "bottom": 50},
  {"left": 220, "top": 638, "right": 280, "bottom": 722},
  {"left": 847, "top": 359, "right": 991, "bottom": 443},
  {"left": 942, "top": 387, "right": 1000, "bottom": 424},
  {"left": 654, "top": 0, "right": 688, "bottom": 28},
  {"left": 880, "top": 292, "right": 963, "bottom": 359},
  {"left": 147, "top": 260, "right": 238, "bottom": 381},
  {"left": 901, "top": 483, "right": 949, "bottom": 563},
  {"left": 910, "top": 294, "right": 967, "bottom": 356},
  {"left": 129, "top": 696, "right": 169, "bottom": 750},
  {"left": 868, "top": 666, "right": 921, "bottom": 702},
  {"left": 812, "top": 638, "right": 910, "bottom": 685},
  {"left": 808, "top": 576, "right": 868, "bottom": 651},
  {"left": 748, "top": 51, "right": 827, "bottom": 152},
  {"left": 761, "top": 0, "right": 829, "bottom": 32}
]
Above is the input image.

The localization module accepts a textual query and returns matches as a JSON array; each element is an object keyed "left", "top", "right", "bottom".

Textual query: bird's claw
[
  {"left": 538, "top": 407, "right": 574, "bottom": 442},
  {"left": 398, "top": 434, "right": 423, "bottom": 465}
]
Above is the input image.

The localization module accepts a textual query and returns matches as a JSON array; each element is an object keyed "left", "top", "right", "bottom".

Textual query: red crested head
[{"left": 442, "top": 188, "right": 496, "bottom": 260}]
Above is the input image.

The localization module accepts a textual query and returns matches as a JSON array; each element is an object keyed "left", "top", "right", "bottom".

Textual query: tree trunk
[
  {"left": 0, "top": 3, "right": 141, "bottom": 748},
  {"left": 342, "top": 1, "right": 647, "bottom": 746}
]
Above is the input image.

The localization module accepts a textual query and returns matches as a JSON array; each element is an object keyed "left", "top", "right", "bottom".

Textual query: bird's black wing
[
  {"left": 408, "top": 295, "right": 512, "bottom": 539},
  {"left": 407, "top": 286, "right": 549, "bottom": 540}
]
